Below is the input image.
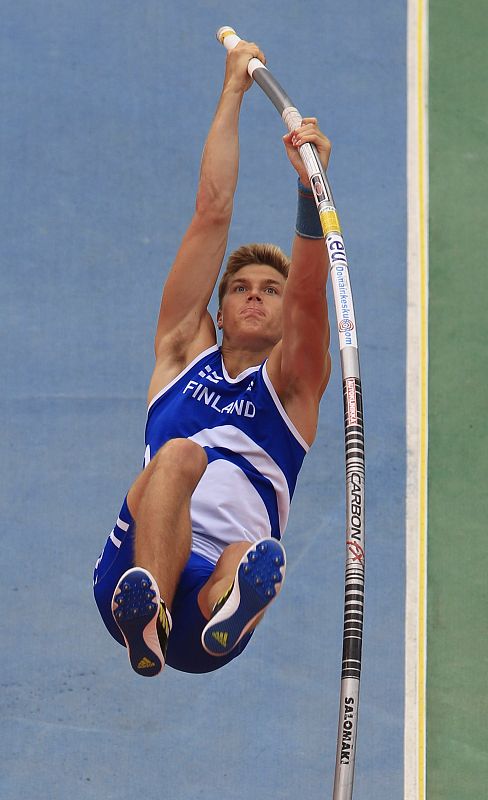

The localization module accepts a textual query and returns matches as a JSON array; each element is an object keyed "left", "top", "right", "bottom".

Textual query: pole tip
[{"left": 216, "top": 26, "right": 236, "bottom": 44}]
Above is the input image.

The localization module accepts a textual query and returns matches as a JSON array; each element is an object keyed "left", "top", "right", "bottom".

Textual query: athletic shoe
[
  {"left": 201, "top": 538, "right": 286, "bottom": 657},
  {"left": 111, "top": 568, "right": 172, "bottom": 677}
]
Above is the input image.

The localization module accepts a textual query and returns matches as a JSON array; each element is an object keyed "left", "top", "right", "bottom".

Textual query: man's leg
[
  {"left": 128, "top": 438, "right": 208, "bottom": 607},
  {"left": 198, "top": 541, "right": 251, "bottom": 617},
  {"left": 199, "top": 538, "right": 286, "bottom": 657},
  {"left": 112, "top": 438, "right": 208, "bottom": 676}
]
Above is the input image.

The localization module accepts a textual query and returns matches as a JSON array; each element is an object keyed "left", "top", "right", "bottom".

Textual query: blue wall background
[{"left": 1, "top": 2, "right": 406, "bottom": 797}]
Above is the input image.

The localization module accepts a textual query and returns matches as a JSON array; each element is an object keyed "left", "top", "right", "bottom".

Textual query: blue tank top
[{"left": 145, "top": 344, "right": 309, "bottom": 564}]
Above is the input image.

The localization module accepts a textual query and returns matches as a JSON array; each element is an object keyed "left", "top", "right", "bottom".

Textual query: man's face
[{"left": 218, "top": 264, "right": 286, "bottom": 350}]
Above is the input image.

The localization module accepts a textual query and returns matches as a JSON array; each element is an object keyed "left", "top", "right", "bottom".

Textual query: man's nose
[{"left": 247, "top": 291, "right": 262, "bottom": 301}]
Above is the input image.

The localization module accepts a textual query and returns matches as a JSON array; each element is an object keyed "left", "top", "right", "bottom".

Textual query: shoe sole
[
  {"left": 201, "top": 539, "right": 286, "bottom": 657},
  {"left": 111, "top": 568, "right": 164, "bottom": 677}
]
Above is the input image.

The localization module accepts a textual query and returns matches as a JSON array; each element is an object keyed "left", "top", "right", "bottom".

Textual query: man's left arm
[
  {"left": 280, "top": 232, "right": 331, "bottom": 396},
  {"left": 269, "top": 120, "right": 332, "bottom": 415}
]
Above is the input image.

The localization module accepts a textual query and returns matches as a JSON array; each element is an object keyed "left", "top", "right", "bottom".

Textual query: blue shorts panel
[{"left": 93, "top": 497, "right": 253, "bottom": 674}]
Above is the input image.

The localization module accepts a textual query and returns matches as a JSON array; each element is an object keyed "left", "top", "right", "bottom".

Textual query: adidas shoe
[
  {"left": 111, "top": 568, "right": 172, "bottom": 677},
  {"left": 201, "top": 538, "right": 286, "bottom": 657}
]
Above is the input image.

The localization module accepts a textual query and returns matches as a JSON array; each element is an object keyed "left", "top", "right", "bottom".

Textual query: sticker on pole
[
  {"left": 345, "top": 377, "right": 358, "bottom": 424},
  {"left": 311, "top": 174, "right": 329, "bottom": 204},
  {"left": 327, "top": 234, "right": 357, "bottom": 349},
  {"left": 320, "top": 207, "right": 341, "bottom": 235}
]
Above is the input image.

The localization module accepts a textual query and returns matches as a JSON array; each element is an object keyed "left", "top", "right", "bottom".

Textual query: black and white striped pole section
[{"left": 217, "top": 27, "right": 365, "bottom": 800}]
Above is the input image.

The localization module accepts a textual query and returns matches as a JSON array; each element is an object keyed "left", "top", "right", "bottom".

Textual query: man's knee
[
  {"left": 128, "top": 438, "right": 207, "bottom": 516},
  {"left": 153, "top": 438, "right": 208, "bottom": 483}
]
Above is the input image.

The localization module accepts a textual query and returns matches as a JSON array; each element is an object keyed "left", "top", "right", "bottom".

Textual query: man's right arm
[{"left": 152, "top": 42, "right": 265, "bottom": 370}]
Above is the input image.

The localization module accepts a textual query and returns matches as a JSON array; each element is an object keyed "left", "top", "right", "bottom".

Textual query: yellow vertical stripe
[{"left": 417, "top": 0, "right": 428, "bottom": 797}]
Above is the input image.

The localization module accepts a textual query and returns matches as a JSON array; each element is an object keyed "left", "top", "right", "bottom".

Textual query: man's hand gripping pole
[{"left": 216, "top": 26, "right": 341, "bottom": 238}]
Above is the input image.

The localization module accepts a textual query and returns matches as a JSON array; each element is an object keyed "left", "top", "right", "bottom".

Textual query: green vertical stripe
[{"left": 428, "top": 2, "right": 488, "bottom": 798}]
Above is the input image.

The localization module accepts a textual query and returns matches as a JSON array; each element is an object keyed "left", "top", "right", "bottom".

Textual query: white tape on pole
[{"left": 216, "top": 26, "right": 268, "bottom": 77}]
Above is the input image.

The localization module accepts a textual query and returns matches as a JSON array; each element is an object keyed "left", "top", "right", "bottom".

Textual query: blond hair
[{"left": 218, "top": 243, "right": 290, "bottom": 308}]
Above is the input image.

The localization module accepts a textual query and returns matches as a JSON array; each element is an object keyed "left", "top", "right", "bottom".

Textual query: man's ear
[{"left": 217, "top": 309, "right": 223, "bottom": 330}]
